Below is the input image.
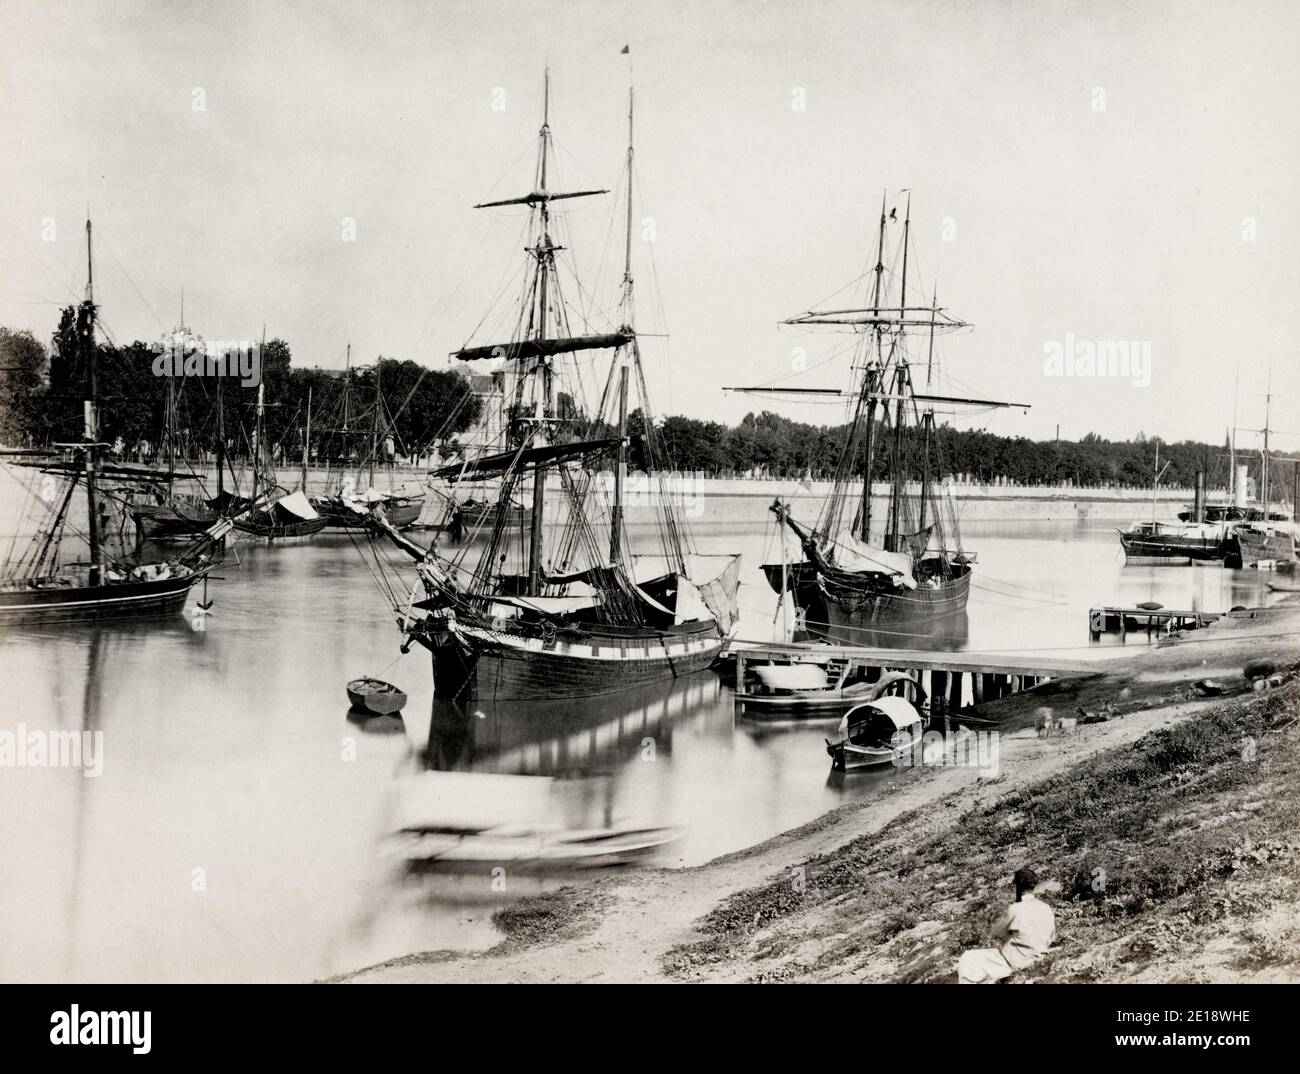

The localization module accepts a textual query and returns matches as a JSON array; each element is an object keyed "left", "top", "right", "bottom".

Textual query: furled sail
[
  {"left": 430, "top": 438, "right": 621, "bottom": 482},
  {"left": 825, "top": 531, "right": 917, "bottom": 588},
  {"left": 452, "top": 333, "right": 632, "bottom": 363}
]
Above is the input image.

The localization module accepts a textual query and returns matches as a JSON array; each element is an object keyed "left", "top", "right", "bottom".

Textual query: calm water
[{"left": 0, "top": 515, "right": 1282, "bottom": 981}]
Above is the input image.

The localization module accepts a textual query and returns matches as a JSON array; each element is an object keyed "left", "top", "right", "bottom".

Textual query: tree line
[
  {"left": 2, "top": 312, "right": 1293, "bottom": 490},
  {"left": 0, "top": 309, "right": 482, "bottom": 465}
]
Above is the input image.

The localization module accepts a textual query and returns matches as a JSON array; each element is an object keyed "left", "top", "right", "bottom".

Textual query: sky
[{"left": 1, "top": 0, "right": 1297, "bottom": 451}]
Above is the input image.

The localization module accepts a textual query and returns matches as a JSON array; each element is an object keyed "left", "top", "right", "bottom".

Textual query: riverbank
[{"left": 338, "top": 601, "right": 1300, "bottom": 984}]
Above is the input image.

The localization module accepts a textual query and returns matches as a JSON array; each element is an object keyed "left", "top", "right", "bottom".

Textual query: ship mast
[
  {"left": 525, "top": 69, "right": 555, "bottom": 594},
  {"left": 610, "top": 85, "right": 635, "bottom": 566},
  {"left": 82, "top": 218, "right": 103, "bottom": 586},
  {"left": 886, "top": 194, "right": 911, "bottom": 552},
  {"left": 859, "top": 192, "right": 887, "bottom": 543}
]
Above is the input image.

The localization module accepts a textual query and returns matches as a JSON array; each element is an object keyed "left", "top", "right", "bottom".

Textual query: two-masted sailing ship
[
  {"left": 735, "top": 194, "right": 1025, "bottom": 635},
  {"left": 365, "top": 72, "right": 741, "bottom": 700},
  {"left": 309, "top": 346, "right": 425, "bottom": 531},
  {"left": 0, "top": 221, "right": 229, "bottom": 625}
]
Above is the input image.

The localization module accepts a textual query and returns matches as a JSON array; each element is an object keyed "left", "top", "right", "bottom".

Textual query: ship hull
[
  {"left": 314, "top": 497, "right": 423, "bottom": 531},
  {"left": 131, "top": 502, "right": 220, "bottom": 542},
  {"left": 1234, "top": 527, "right": 1297, "bottom": 566},
  {"left": 418, "top": 618, "right": 723, "bottom": 701},
  {"left": 232, "top": 516, "right": 328, "bottom": 544},
  {"left": 821, "top": 565, "right": 972, "bottom": 627},
  {"left": 1119, "top": 531, "right": 1224, "bottom": 562},
  {"left": 0, "top": 571, "right": 204, "bottom": 626}
]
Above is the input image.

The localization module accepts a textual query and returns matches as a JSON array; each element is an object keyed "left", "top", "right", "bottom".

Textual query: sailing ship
[
  {"left": 129, "top": 324, "right": 229, "bottom": 542},
  {"left": 1230, "top": 376, "right": 1298, "bottom": 566},
  {"left": 310, "top": 346, "right": 425, "bottom": 531},
  {"left": 0, "top": 221, "right": 229, "bottom": 625},
  {"left": 1118, "top": 447, "right": 1229, "bottom": 562},
  {"left": 231, "top": 356, "right": 328, "bottom": 544},
  {"left": 365, "top": 71, "right": 741, "bottom": 700},
  {"left": 735, "top": 194, "right": 1024, "bottom": 636}
]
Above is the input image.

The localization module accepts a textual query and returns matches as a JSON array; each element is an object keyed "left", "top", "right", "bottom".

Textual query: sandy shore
[{"left": 338, "top": 599, "right": 1300, "bottom": 984}]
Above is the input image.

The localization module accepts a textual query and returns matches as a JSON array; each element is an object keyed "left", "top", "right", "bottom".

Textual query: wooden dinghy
[
  {"left": 825, "top": 696, "right": 925, "bottom": 772},
  {"left": 346, "top": 676, "right": 408, "bottom": 715},
  {"left": 1266, "top": 579, "right": 1300, "bottom": 594}
]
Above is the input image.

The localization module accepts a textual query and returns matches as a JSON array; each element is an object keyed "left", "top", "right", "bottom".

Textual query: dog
[{"left": 1035, "top": 707, "right": 1054, "bottom": 738}]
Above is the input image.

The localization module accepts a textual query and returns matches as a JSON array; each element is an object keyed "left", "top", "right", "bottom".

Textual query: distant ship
[
  {"left": 734, "top": 193, "right": 1025, "bottom": 635},
  {"left": 1, "top": 220, "right": 228, "bottom": 625}
]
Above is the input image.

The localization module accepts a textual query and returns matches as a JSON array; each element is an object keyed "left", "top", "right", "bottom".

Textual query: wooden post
[
  {"left": 972, "top": 673, "right": 985, "bottom": 704},
  {"left": 949, "top": 670, "right": 963, "bottom": 711},
  {"left": 932, "top": 670, "right": 949, "bottom": 713},
  {"left": 735, "top": 651, "right": 746, "bottom": 695}
]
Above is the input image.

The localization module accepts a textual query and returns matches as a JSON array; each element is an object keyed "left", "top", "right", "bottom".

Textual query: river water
[{"left": 0, "top": 513, "right": 1282, "bottom": 981}]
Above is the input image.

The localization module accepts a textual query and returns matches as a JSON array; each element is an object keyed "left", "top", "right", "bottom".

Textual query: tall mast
[
  {"left": 253, "top": 326, "right": 266, "bottom": 495},
  {"left": 1262, "top": 370, "right": 1272, "bottom": 514},
  {"left": 302, "top": 384, "right": 312, "bottom": 490},
  {"left": 527, "top": 69, "right": 554, "bottom": 595},
  {"left": 919, "top": 289, "right": 937, "bottom": 532},
  {"left": 82, "top": 218, "right": 102, "bottom": 586},
  {"left": 215, "top": 371, "right": 225, "bottom": 501},
  {"left": 610, "top": 365, "right": 629, "bottom": 565},
  {"left": 859, "top": 193, "right": 888, "bottom": 543},
  {"left": 887, "top": 197, "right": 911, "bottom": 551},
  {"left": 622, "top": 85, "right": 635, "bottom": 319},
  {"left": 369, "top": 360, "right": 381, "bottom": 489}
]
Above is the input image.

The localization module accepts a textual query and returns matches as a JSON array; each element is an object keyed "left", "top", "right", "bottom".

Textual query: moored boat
[
  {"left": 739, "top": 193, "right": 1026, "bottom": 636},
  {"left": 825, "top": 696, "right": 925, "bottom": 772},
  {"left": 363, "top": 70, "right": 741, "bottom": 702},
  {"left": 1, "top": 220, "right": 229, "bottom": 626},
  {"left": 346, "top": 676, "right": 409, "bottom": 715}
]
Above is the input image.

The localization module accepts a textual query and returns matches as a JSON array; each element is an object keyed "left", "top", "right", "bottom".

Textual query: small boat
[
  {"left": 737, "top": 660, "right": 916, "bottom": 714},
  {"left": 346, "top": 676, "right": 408, "bottom": 715},
  {"left": 825, "top": 696, "right": 925, "bottom": 771},
  {"left": 388, "top": 771, "right": 680, "bottom": 868},
  {"left": 1266, "top": 579, "right": 1300, "bottom": 594}
]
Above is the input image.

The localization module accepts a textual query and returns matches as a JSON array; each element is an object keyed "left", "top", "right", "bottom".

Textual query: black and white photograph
[{"left": 0, "top": 0, "right": 1295, "bottom": 1052}]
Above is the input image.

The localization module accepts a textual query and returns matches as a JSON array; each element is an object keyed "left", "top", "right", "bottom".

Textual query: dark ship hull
[
  {"left": 414, "top": 615, "right": 723, "bottom": 701},
  {"left": 1118, "top": 530, "right": 1225, "bottom": 562},
  {"left": 1234, "top": 526, "right": 1297, "bottom": 566},
  {"left": 0, "top": 570, "right": 205, "bottom": 625},
  {"left": 763, "top": 557, "right": 971, "bottom": 624},
  {"left": 314, "top": 495, "right": 423, "bottom": 531},
  {"left": 232, "top": 515, "right": 327, "bottom": 543}
]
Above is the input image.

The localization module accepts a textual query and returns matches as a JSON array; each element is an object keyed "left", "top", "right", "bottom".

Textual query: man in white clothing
[{"left": 957, "top": 868, "right": 1056, "bottom": 983}]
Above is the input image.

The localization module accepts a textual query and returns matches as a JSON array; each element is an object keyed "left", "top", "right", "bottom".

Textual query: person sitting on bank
[{"left": 957, "top": 867, "right": 1056, "bottom": 984}]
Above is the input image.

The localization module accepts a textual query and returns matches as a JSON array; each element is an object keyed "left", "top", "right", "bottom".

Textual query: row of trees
[
  {"left": 2, "top": 311, "right": 1291, "bottom": 489},
  {"left": 627, "top": 411, "right": 1294, "bottom": 490},
  {"left": 0, "top": 308, "right": 483, "bottom": 463}
]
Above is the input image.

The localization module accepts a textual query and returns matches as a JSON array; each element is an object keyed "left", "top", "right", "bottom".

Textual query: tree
[{"left": 0, "top": 328, "right": 48, "bottom": 445}]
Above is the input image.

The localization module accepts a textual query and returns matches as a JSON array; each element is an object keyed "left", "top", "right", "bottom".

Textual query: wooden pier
[
  {"left": 1088, "top": 605, "right": 1221, "bottom": 640},
  {"left": 726, "top": 641, "right": 1102, "bottom": 714}
]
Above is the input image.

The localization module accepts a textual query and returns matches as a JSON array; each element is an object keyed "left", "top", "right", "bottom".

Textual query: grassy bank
[{"left": 664, "top": 679, "right": 1300, "bottom": 983}]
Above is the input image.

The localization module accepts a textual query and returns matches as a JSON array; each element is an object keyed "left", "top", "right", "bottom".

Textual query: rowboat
[
  {"left": 825, "top": 696, "right": 925, "bottom": 771},
  {"left": 346, "top": 676, "right": 408, "bottom": 715},
  {"left": 736, "top": 660, "right": 916, "bottom": 714},
  {"left": 387, "top": 771, "right": 681, "bottom": 868}
]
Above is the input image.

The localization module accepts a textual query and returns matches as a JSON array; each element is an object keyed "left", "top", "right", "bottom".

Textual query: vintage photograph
[{"left": 0, "top": 0, "right": 1295, "bottom": 1032}]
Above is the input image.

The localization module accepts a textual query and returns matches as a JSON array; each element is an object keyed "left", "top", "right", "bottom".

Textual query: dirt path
[{"left": 339, "top": 602, "right": 1300, "bottom": 984}]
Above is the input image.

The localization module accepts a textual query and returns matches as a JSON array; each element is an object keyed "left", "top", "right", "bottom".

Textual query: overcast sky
[{"left": 2, "top": 0, "right": 1297, "bottom": 450}]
